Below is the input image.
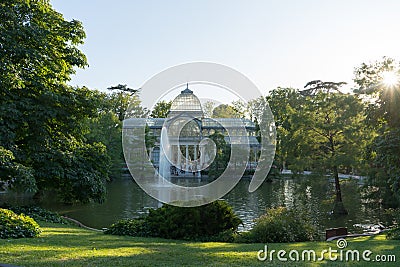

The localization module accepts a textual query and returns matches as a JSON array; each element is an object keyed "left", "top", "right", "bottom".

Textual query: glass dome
[{"left": 168, "top": 85, "right": 204, "bottom": 118}]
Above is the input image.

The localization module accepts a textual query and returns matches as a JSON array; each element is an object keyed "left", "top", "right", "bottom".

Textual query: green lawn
[{"left": 0, "top": 222, "right": 398, "bottom": 267}]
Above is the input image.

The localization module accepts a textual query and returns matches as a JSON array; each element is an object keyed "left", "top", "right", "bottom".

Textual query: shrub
[
  {"left": 198, "top": 229, "right": 236, "bottom": 242},
  {"left": 385, "top": 208, "right": 400, "bottom": 240},
  {"left": 233, "top": 231, "right": 254, "bottom": 243},
  {"left": 146, "top": 200, "right": 242, "bottom": 240},
  {"left": 248, "top": 206, "right": 318, "bottom": 243},
  {"left": 0, "top": 205, "right": 66, "bottom": 224},
  {"left": 104, "top": 200, "right": 242, "bottom": 241},
  {"left": 104, "top": 218, "right": 149, "bottom": 237},
  {"left": 386, "top": 228, "right": 400, "bottom": 240},
  {"left": 0, "top": 208, "right": 41, "bottom": 239}
]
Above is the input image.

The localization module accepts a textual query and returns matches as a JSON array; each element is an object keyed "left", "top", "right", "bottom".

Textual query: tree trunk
[
  {"left": 333, "top": 166, "right": 342, "bottom": 202},
  {"left": 332, "top": 165, "right": 348, "bottom": 215}
]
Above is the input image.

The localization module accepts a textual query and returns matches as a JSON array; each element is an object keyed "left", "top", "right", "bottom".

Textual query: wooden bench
[{"left": 325, "top": 227, "right": 348, "bottom": 240}]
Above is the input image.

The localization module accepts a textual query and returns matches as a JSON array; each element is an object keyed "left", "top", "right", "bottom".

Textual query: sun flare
[{"left": 381, "top": 71, "right": 399, "bottom": 87}]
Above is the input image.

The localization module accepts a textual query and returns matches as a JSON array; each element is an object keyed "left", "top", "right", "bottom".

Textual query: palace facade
[{"left": 146, "top": 86, "right": 260, "bottom": 177}]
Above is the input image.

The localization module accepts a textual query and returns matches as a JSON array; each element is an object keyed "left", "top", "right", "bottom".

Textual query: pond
[{"left": 0, "top": 175, "right": 392, "bottom": 234}]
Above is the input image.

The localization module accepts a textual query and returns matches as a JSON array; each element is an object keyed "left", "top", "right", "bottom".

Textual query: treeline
[{"left": 210, "top": 58, "right": 400, "bottom": 209}]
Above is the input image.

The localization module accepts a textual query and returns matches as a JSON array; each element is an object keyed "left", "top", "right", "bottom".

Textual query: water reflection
[{"left": 0, "top": 175, "right": 392, "bottom": 233}]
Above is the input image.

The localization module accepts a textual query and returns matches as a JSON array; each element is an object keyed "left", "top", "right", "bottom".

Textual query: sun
[{"left": 381, "top": 71, "right": 399, "bottom": 87}]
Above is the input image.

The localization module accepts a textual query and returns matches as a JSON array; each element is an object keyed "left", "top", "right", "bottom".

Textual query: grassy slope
[{"left": 0, "top": 222, "right": 398, "bottom": 267}]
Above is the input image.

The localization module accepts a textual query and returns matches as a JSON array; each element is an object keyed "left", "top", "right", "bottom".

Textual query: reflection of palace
[{"left": 147, "top": 85, "right": 260, "bottom": 177}]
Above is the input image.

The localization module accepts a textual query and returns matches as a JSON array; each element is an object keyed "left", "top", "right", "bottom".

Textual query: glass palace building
[{"left": 146, "top": 85, "right": 260, "bottom": 177}]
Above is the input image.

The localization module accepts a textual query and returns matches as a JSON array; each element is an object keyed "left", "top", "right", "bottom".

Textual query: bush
[
  {"left": 146, "top": 200, "right": 242, "bottom": 240},
  {"left": 384, "top": 208, "right": 400, "bottom": 240},
  {"left": 233, "top": 231, "right": 254, "bottom": 243},
  {"left": 386, "top": 228, "right": 400, "bottom": 240},
  {"left": 248, "top": 207, "right": 318, "bottom": 243},
  {"left": 0, "top": 208, "right": 41, "bottom": 239},
  {"left": 0, "top": 205, "right": 66, "bottom": 224},
  {"left": 104, "top": 218, "right": 149, "bottom": 237},
  {"left": 105, "top": 200, "right": 242, "bottom": 241}
]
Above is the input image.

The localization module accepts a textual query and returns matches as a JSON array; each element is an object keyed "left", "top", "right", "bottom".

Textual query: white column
[
  {"left": 194, "top": 144, "right": 199, "bottom": 176},
  {"left": 149, "top": 147, "right": 153, "bottom": 161},
  {"left": 177, "top": 145, "right": 181, "bottom": 169},
  {"left": 254, "top": 148, "right": 258, "bottom": 169},
  {"left": 199, "top": 145, "right": 203, "bottom": 169},
  {"left": 185, "top": 145, "right": 189, "bottom": 172}
]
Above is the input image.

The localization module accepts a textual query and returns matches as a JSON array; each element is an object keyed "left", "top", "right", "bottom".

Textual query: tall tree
[
  {"left": 268, "top": 84, "right": 369, "bottom": 214},
  {"left": 266, "top": 88, "right": 308, "bottom": 172},
  {"left": 354, "top": 57, "right": 400, "bottom": 207},
  {"left": 299, "top": 81, "right": 368, "bottom": 214},
  {"left": 86, "top": 89, "right": 148, "bottom": 179},
  {"left": 0, "top": 0, "right": 110, "bottom": 202},
  {"left": 107, "top": 84, "right": 145, "bottom": 121}
]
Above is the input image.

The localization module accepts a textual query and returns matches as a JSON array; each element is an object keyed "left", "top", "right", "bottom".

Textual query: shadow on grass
[{"left": 0, "top": 223, "right": 399, "bottom": 267}]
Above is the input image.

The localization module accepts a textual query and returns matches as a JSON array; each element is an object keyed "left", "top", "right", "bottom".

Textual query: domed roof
[{"left": 168, "top": 84, "right": 204, "bottom": 118}]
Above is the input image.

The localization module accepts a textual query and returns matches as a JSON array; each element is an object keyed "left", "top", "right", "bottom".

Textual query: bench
[{"left": 325, "top": 227, "right": 348, "bottom": 240}]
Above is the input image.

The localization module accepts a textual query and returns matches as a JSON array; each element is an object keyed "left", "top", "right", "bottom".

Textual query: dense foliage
[
  {"left": 386, "top": 228, "right": 400, "bottom": 240},
  {"left": 0, "top": 0, "right": 107, "bottom": 202},
  {"left": 0, "top": 146, "right": 36, "bottom": 193},
  {"left": 0, "top": 208, "right": 41, "bottom": 239},
  {"left": 266, "top": 85, "right": 370, "bottom": 214},
  {"left": 212, "top": 103, "right": 243, "bottom": 118},
  {"left": 354, "top": 57, "right": 400, "bottom": 208},
  {"left": 0, "top": 1, "right": 150, "bottom": 202},
  {"left": 0, "top": 205, "right": 65, "bottom": 224},
  {"left": 105, "top": 200, "right": 242, "bottom": 241},
  {"left": 104, "top": 218, "right": 149, "bottom": 237},
  {"left": 149, "top": 100, "right": 172, "bottom": 118},
  {"left": 147, "top": 200, "right": 242, "bottom": 240},
  {"left": 207, "top": 132, "right": 231, "bottom": 178},
  {"left": 267, "top": 86, "right": 369, "bottom": 175},
  {"left": 248, "top": 207, "right": 318, "bottom": 243}
]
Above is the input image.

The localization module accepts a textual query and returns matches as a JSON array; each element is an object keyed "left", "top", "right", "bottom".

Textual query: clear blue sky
[{"left": 51, "top": 0, "right": 400, "bottom": 104}]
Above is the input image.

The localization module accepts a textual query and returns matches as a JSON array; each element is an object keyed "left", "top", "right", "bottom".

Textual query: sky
[{"left": 51, "top": 0, "right": 400, "bottom": 107}]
